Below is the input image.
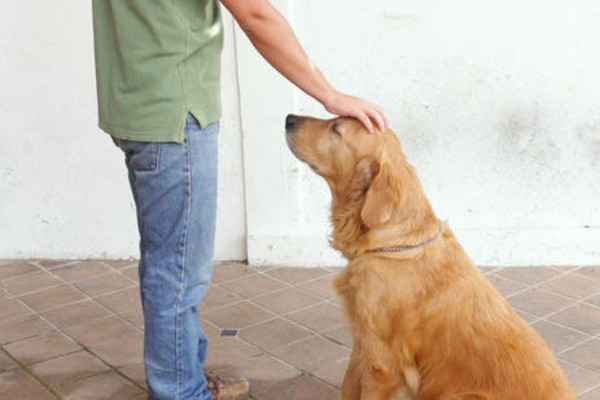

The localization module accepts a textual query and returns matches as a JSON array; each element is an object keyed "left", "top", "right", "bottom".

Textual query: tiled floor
[{"left": 0, "top": 260, "right": 599, "bottom": 400}]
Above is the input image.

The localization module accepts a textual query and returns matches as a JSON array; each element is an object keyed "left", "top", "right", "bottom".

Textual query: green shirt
[{"left": 92, "top": 0, "right": 224, "bottom": 142}]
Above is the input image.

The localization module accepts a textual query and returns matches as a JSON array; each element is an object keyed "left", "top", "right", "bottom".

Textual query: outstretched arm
[{"left": 220, "top": 0, "right": 388, "bottom": 133}]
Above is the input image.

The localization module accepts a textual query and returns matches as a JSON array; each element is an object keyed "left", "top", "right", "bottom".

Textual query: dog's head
[
  {"left": 286, "top": 114, "right": 431, "bottom": 256},
  {"left": 285, "top": 114, "right": 395, "bottom": 226}
]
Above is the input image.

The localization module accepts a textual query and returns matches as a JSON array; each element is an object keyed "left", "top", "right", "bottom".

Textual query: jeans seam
[{"left": 175, "top": 129, "right": 192, "bottom": 400}]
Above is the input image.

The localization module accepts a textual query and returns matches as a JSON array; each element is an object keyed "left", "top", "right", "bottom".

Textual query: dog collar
[{"left": 367, "top": 221, "right": 444, "bottom": 253}]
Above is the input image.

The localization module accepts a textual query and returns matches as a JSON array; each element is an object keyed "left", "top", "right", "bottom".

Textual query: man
[{"left": 92, "top": 1, "right": 387, "bottom": 399}]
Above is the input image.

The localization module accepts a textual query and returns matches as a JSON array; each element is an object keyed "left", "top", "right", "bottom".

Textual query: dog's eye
[{"left": 331, "top": 122, "right": 342, "bottom": 138}]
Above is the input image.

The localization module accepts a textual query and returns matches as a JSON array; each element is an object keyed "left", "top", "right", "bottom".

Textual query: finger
[
  {"left": 366, "top": 108, "right": 385, "bottom": 133},
  {"left": 379, "top": 110, "right": 390, "bottom": 131},
  {"left": 373, "top": 112, "right": 386, "bottom": 133},
  {"left": 358, "top": 113, "right": 375, "bottom": 134}
]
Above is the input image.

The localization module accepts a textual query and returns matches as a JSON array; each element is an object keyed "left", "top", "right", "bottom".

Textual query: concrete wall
[{"left": 1, "top": 1, "right": 599, "bottom": 266}]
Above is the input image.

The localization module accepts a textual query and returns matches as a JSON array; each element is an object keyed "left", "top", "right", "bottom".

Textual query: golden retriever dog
[{"left": 284, "top": 115, "right": 575, "bottom": 400}]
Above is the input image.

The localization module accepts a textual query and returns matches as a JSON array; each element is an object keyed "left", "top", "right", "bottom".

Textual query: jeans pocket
[{"left": 114, "top": 138, "right": 162, "bottom": 172}]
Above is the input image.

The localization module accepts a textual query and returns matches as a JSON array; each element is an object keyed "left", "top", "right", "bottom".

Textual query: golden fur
[{"left": 285, "top": 115, "right": 575, "bottom": 400}]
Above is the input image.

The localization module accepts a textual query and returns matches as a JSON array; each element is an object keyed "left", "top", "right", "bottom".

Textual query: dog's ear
[
  {"left": 348, "top": 157, "right": 380, "bottom": 200},
  {"left": 360, "top": 163, "right": 395, "bottom": 229}
]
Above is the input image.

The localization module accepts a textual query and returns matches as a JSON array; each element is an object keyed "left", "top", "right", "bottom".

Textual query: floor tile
[
  {"left": 297, "top": 275, "right": 338, "bottom": 299},
  {"left": 200, "top": 285, "right": 244, "bottom": 312},
  {"left": 560, "top": 338, "right": 600, "bottom": 371},
  {"left": 120, "top": 308, "right": 145, "bottom": 330},
  {"left": 270, "top": 336, "right": 349, "bottom": 378},
  {"left": 580, "top": 384, "right": 600, "bottom": 400},
  {"left": 89, "top": 333, "right": 144, "bottom": 367},
  {"left": 18, "top": 389, "right": 57, "bottom": 400},
  {"left": 35, "top": 259, "right": 75, "bottom": 270},
  {"left": 486, "top": 273, "right": 528, "bottom": 297},
  {"left": 95, "top": 287, "right": 141, "bottom": 314},
  {"left": 19, "top": 284, "right": 86, "bottom": 312},
  {"left": 221, "top": 272, "right": 289, "bottom": 299},
  {"left": 0, "top": 369, "right": 47, "bottom": 398},
  {"left": 204, "top": 301, "right": 275, "bottom": 329},
  {"left": 531, "top": 320, "right": 590, "bottom": 354},
  {"left": 321, "top": 325, "right": 353, "bottom": 348},
  {"left": 239, "top": 318, "right": 313, "bottom": 349},
  {"left": 252, "top": 287, "right": 321, "bottom": 315},
  {"left": 562, "top": 364, "right": 600, "bottom": 394},
  {"left": 64, "top": 315, "right": 140, "bottom": 346},
  {"left": 287, "top": 302, "right": 346, "bottom": 333},
  {"left": 120, "top": 266, "right": 139, "bottom": 281},
  {"left": 513, "top": 308, "right": 539, "bottom": 323},
  {"left": 105, "top": 260, "right": 138, "bottom": 270},
  {"left": 0, "top": 314, "right": 55, "bottom": 345},
  {"left": 4, "top": 331, "right": 80, "bottom": 365},
  {"left": 216, "top": 353, "right": 301, "bottom": 386},
  {"left": 73, "top": 272, "right": 136, "bottom": 298},
  {"left": 56, "top": 371, "right": 142, "bottom": 400},
  {"left": 206, "top": 337, "right": 262, "bottom": 368},
  {"left": 253, "top": 373, "right": 339, "bottom": 400},
  {"left": 540, "top": 272, "right": 600, "bottom": 300},
  {"left": 119, "top": 362, "right": 146, "bottom": 389},
  {"left": 507, "top": 288, "right": 575, "bottom": 318},
  {"left": 1, "top": 260, "right": 598, "bottom": 399},
  {"left": 0, "top": 262, "right": 40, "bottom": 280},
  {"left": 52, "top": 261, "right": 112, "bottom": 283},
  {"left": 212, "top": 262, "right": 257, "bottom": 284},
  {"left": 0, "top": 351, "right": 16, "bottom": 372},
  {"left": 265, "top": 267, "right": 334, "bottom": 285},
  {"left": 30, "top": 350, "right": 110, "bottom": 389},
  {"left": 548, "top": 303, "right": 600, "bottom": 336},
  {"left": 312, "top": 354, "right": 348, "bottom": 388},
  {"left": 42, "top": 300, "right": 110, "bottom": 328},
  {"left": 575, "top": 265, "right": 600, "bottom": 281},
  {"left": 2, "top": 271, "right": 61, "bottom": 297},
  {"left": 200, "top": 319, "right": 221, "bottom": 341},
  {"left": 586, "top": 293, "right": 600, "bottom": 307},
  {"left": 496, "top": 266, "right": 562, "bottom": 284},
  {"left": 0, "top": 298, "right": 33, "bottom": 321}
]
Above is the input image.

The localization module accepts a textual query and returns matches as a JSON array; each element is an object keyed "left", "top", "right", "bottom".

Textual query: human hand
[{"left": 323, "top": 91, "right": 389, "bottom": 134}]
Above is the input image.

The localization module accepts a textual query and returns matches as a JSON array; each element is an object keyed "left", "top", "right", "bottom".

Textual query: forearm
[
  {"left": 220, "top": 0, "right": 388, "bottom": 133},
  {"left": 221, "top": 0, "right": 336, "bottom": 107}
]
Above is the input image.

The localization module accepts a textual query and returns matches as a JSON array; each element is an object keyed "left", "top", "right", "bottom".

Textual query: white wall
[
  {"left": 240, "top": 0, "right": 600, "bottom": 266},
  {"left": 1, "top": 1, "right": 599, "bottom": 267}
]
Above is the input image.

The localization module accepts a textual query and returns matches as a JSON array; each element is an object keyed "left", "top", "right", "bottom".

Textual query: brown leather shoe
[{"left": 205, "top": 370, "right": 250, "bottom": 400}]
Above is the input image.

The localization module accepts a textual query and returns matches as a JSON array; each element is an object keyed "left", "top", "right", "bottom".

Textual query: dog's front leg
[
  {"left": 340, "top": 342, "right": 363, "bottom": 400},
  {"left": 360, "top": 371, "right": 411, "bottom": 400},
  {"left": 359, "top": 350, "right": 407, "bottom": 400}
]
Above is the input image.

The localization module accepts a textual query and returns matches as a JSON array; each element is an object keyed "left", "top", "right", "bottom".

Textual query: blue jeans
[{"left": 114, "top": 115, "right": 218, "bottom": 400}]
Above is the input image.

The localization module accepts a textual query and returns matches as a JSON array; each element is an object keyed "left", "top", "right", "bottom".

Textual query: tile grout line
[
  {"left": 4, "top": 262, "right": 598, "bottom": 398},
  {"left": 27, "top": 261, "right": 143, "bottom": 332},
  {"left": 579, "top": 381, "right": 600, "bottom": 397},
  {"left": 4, "top": 294, "right": 147, "bottom": 395},
  {"left": 1, "top": 262, "right": 147, "bottom": 394},
  {"left": 0, "top": 345, "right": 63, "bottom": 400},
  {"left": 500, "top": 266, "right": 600, "bottom": 319}
]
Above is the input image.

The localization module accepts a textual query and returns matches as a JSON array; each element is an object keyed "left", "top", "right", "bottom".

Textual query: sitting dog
[{"left": 285, "top": 115, "right": 575, "bottom": 400}]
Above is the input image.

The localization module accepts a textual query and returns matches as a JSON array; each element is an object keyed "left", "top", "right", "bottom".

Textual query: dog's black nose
[{"left": 285, "top": 114, "right": 298, "bottom": 131}]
